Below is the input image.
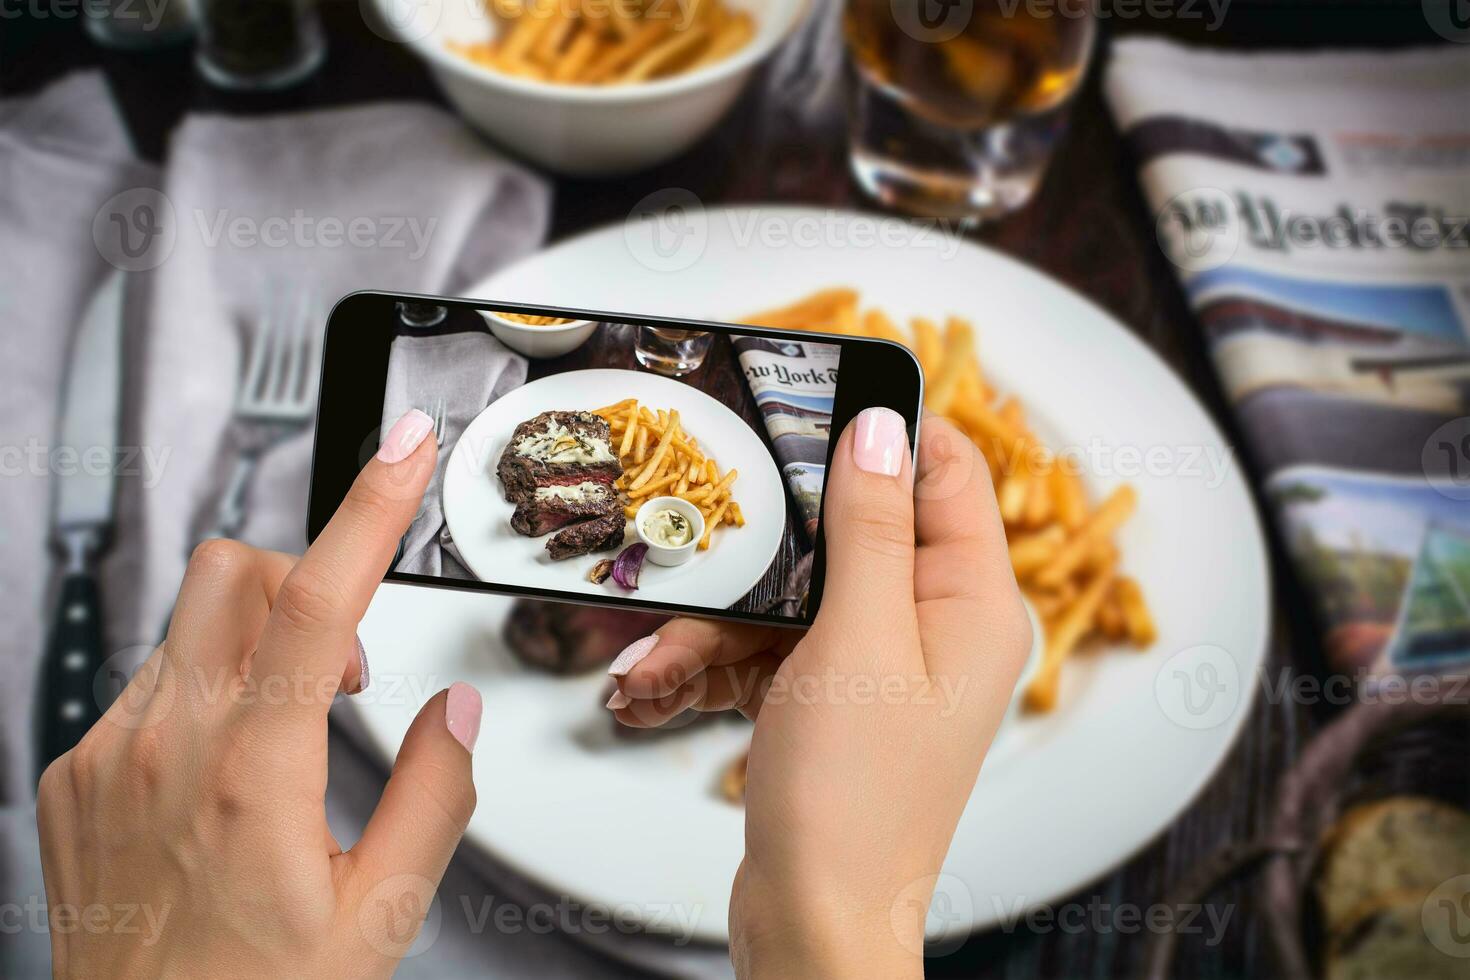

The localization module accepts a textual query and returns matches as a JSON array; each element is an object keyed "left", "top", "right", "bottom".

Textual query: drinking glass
[
  {"left": 195, "top": 0, "right": 326, "bottom": 90},
  {"left": 844, "top": 0, "right": 1096, "bottom": 220},
  {"left": 634, "top": 328, "right": 714, "bottom": 377}
]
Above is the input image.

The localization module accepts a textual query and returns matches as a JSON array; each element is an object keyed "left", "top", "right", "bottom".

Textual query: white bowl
[
  {"left": 369, "top": 0, "right": 809, "bottom": 175},
  {"left": 634, "top": 496, "right": 704, "bottom": 566},
  {"left": 478, "top": 310, "right": 597, "bottom": 359}
]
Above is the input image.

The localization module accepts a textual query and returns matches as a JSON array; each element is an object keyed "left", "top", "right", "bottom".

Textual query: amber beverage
[{"left": 844, "top": 0, "right": 1095, "bottom": 219}]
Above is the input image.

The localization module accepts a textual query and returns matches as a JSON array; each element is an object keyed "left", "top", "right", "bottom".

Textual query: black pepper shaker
[{"left": 195, "top": 0, "right": 326, "bottom": 90}]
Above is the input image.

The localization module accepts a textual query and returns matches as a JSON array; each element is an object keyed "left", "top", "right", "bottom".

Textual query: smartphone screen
[{"left": 308, "top": 292, "right": 923, "bottom": 627}]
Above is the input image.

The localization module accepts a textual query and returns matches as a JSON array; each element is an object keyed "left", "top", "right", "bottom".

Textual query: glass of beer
[{"left": 844, "top": 0, "right": 1096, "bottom": 220}]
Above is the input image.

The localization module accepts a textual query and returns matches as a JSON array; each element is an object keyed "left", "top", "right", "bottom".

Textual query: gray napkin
[
  {"left": 383, "top": 330, "right": 527, "bottom": 578},
  {"left": 101, "top": 99, "right": 551, "bottom": 652},
  {"left": 0, "top": 72, "right": 155, "bottom": 807},
  {"left": 0, "top": 70, "right": 154, "bottom": 976}
]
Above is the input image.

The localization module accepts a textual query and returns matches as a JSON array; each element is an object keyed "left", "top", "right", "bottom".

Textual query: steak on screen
[{"left": 496, "top": 410, "right": 627, "bottom": 560}]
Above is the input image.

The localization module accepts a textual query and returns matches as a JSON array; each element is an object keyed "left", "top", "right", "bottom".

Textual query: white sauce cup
[{"left": 634, "top": 496, "right": 704, "bottom": 567}]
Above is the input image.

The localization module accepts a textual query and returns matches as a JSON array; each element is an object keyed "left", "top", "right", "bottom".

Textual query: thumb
[
  {"left": 348, "top": 683, "right": 481, "bottom": 907},
  {"left": 812, "top": 408, "right": 919, "bottom": 661}
]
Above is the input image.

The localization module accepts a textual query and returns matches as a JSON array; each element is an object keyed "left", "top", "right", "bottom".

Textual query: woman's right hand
[{"left": 605, "top": 409, "right": 1033, "bottom": 978}]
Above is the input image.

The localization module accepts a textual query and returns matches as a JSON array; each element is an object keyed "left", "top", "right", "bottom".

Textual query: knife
[{"left": 35, "top": 271, "right": 126, "bottom": 780}]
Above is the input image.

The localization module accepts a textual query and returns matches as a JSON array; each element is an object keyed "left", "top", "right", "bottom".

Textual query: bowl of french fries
[
  {"left": 370, "top": 0, "right": 808, "bottom": 175},
  {"left": 481, "top": 309, "right": 598, "bottom": 358}
]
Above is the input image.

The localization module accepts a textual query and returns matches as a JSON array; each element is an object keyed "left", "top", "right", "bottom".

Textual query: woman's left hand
[{"left": 37, "top": 409, "right": 481, "bottom": 979}]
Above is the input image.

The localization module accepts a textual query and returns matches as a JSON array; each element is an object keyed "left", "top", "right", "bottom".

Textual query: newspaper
[
  {"left": 733, "top": 336, "right": 841, "bottom": 545},
  {"left": 1105, "top": 39, "right": 1470, "bottom": 685}
]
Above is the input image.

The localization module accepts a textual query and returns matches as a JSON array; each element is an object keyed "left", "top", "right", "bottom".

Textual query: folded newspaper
[
  {"left": 733, "top": 335, "right": 840, "bottom": 542},
  {"left": 1105, "top": 39, "right": 1470, "bottom": 686}
]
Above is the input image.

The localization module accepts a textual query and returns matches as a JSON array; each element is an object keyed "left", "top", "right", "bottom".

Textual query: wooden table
[{"left": 5, "top": 3, "right": 1463, "bottom": 977}]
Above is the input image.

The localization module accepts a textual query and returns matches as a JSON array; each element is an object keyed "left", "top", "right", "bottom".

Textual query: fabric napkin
[
  {"left": 102, "top": 99, "right": 551, "bottom": 652},
  {"left": 0, "top": 71, "right": 156, "bottom": 806},
  {"left": 0, "top": 69, "right": 157, "bottom": 977},
  {"left": 382, "top": 328, "right": 527, "bottom": 578}
]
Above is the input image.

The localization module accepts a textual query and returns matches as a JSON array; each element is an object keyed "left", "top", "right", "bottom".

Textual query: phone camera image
[{"left": 381, "top": 305, "right": 843, "bottom": 622}]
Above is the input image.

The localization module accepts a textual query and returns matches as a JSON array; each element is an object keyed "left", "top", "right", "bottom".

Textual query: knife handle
[{"left": 36, "top": 568, "right": 106, "bottom": 782}]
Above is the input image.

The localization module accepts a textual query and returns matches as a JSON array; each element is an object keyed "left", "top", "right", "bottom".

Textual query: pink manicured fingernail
[
  {"left": 852, "top": 407, "right": 905, "bottom": 477},
  {"left": 606, "top": 690, "right": 632, "bottom": 710},
  {"left": 351, "top": 635, "right": 370, "bottom": 695},
  {"left": 445, "top": 682, "right": 482, "bottom": 752},
  {"left": 608, "top": 635, "right": 659, "bottom": 677},
  {"left": 377, "top": 409, "right": 434, "bottom": 463}
]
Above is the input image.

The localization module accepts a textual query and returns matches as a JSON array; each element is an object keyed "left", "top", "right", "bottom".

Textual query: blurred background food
[{"left": 448, "top": 0, "right": 756, "bottom": 85}]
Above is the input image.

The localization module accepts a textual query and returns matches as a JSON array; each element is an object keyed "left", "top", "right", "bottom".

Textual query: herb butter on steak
[
  {"left": 496, "top": 410, "right": 626, "bottom": 560},
  {"left": 497, "top": 410, "right": 622, "bottom": 503}
]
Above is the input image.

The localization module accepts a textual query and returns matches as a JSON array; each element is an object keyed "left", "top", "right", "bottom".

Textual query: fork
[
  {"left": 430, "top": 397, "right": 448, "bottom": 447},
  {"left": 189, "top": 288, "right": 322, "bottom": 545}
]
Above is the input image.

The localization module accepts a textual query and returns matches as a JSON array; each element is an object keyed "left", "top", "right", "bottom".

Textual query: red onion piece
[{"left": 611, "top": 543, "right": 648, "bottom": 590}]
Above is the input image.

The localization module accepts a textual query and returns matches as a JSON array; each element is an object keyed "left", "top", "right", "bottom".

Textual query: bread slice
[
  {"left": 1325, "top": 883, "right": 1470, "bottom": 980},
  {"left": 1316, "top": 796, "right": 1470, "bottom": 935}
]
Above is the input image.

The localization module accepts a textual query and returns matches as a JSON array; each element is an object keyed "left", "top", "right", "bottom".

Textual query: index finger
[{"left": 251, "top": 409, "right": 437, "bottom": 721}]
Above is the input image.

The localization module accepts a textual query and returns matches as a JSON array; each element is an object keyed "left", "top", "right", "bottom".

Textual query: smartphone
[{"left": 308, "top": 291, "right": 923, "bottom": 628}]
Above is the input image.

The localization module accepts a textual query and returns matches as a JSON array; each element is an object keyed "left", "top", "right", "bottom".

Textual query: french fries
[
  {"left": 740, "top": 289, "right": 1158, "bottom": 712},
  {"left": 596, "top": 399, "right": 742, "bottom": 552},
  {"left": 448, "top": 0, "right": 754, "bottom": 86}
]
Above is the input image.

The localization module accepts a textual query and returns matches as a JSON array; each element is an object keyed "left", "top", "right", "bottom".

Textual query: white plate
[
  {"left": 441, "top": 369, "right": 786, "bottom": 611},
  {"left": 352, "top": 207, "right": 1271, "bottom": 945}
]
